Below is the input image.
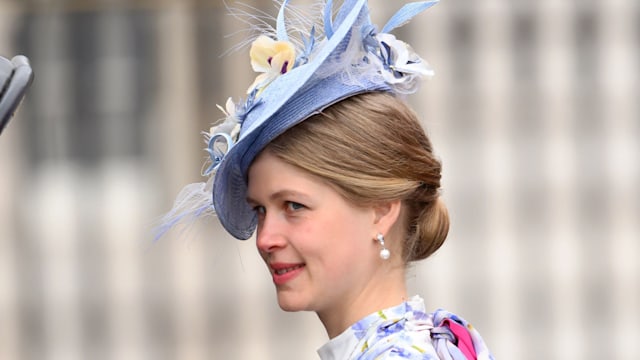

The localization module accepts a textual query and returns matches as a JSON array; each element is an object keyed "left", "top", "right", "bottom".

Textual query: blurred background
[{"left": 0, "top": 0, "right": 638, "bottom": 359}]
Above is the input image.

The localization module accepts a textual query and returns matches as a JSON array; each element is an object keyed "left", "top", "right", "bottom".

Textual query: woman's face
[{"left": 247, "top": 151, "right": 382, "bottom": 314}]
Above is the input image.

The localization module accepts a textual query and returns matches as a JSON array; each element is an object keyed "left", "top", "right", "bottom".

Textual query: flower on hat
[
  {"left": 202, "top": 98, "right": 241, "bottom": 176},
  {"left": 371, "top": 33, "right": 434, "bottom": 94},
  {"left": 247, "top": 35, "right": 296, "bottom": 95},
  {"left": 211, "top": 97, "right": 241, "bottom": 140}
]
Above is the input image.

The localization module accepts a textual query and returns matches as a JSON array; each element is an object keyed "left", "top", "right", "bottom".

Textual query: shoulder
[
  {"left": 430, "top": 309, "right": 494, "bottom": 359},
  {"left": 366, "top": 344, "right": 440, "bottom": 360},
  {"left": 360, "top": 307, "right": 494, "bottom": 360},
  {"left": 335, "top": 297, "right": 494, "bottom": 360},
  {"left": 353, "top": 309, "right": 441, "bottom": 359}
]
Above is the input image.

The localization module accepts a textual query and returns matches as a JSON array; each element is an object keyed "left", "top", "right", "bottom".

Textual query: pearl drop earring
[{"left": 376, "top": 233, "right": 390, "bottom": 260}]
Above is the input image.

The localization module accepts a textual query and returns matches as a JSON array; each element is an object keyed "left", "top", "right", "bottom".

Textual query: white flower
[
  {"left": 373, "top": 33, "right": 434, "bottom": 93},
  {"left": 212, "top": 97, "right": 241, "bottom": 141}
]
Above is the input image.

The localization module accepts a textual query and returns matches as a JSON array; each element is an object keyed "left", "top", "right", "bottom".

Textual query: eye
[
  {"left": 286, "top": 201, "right": 305, "bottom": 212},
  {"left": 253, "top": 205, "right": 266, "bottom": 216}
]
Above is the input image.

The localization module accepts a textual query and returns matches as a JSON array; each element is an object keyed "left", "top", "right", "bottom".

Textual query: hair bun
[{"left": 406, "top": 196, "right": 449, "bottom": 262}]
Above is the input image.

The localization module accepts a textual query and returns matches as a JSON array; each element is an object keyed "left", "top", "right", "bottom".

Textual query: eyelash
[
  {"left": 286, "top": 201, "right": 305, "bottom": 212},
  {"left": 253, "top": 205, "right": 266, "bottom": 215},
  {"left": 252, "top": 201, "right": 305, "bottom": 216}
]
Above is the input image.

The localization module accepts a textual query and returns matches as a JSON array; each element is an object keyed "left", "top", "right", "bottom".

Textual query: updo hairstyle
[{"left": 263, "top": 92, "right": 449, "bottom": 262}]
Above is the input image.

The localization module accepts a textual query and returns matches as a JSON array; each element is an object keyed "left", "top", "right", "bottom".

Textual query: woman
[{"left": 158, "top": 0, "right": 494, "bottom": 358}]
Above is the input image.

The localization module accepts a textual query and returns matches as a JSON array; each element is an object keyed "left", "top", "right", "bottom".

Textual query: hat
[{"left": 157, "top": 0, "right": 438, "bottom": 240}]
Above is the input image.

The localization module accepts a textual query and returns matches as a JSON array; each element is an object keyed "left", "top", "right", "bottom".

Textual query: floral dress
[{"left": 317, "top": 296, "right": 494, "bottom": 360}]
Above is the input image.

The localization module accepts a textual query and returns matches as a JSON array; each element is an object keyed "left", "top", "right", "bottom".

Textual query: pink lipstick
[{"left": 270, "top": 263, "right": 305, "bottom": 285}]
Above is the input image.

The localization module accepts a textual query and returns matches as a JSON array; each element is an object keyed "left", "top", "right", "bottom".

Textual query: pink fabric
[{"left": 442, "top": 319, "right": 477, "bottom": 360}]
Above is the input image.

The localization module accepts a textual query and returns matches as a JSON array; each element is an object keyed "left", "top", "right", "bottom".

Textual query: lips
[
  {"left": 274, "top": 264, "right": 304, "bottom": 275},
  {"left": 270, "top": 263, "right": 305, "bottom": 285}
]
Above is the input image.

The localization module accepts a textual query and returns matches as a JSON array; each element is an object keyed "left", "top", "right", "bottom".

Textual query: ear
[{"left": 372, "top": 199, "right": 402, "bottom": 236}]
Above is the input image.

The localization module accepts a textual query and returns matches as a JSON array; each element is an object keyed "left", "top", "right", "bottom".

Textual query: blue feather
[
  {"left": 324, "top": 0, "right": 334, "bottom": 38},
  {"left": 381, "top": 1, "right": 438, "bottom": 34},
  {"left": 276, "top": 0, "right": 292, "bottom": 41}
]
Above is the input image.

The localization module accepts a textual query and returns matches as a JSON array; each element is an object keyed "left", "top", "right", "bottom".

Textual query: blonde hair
[{"left": 264, "top": 92, "right": 449, "bottom": 262}]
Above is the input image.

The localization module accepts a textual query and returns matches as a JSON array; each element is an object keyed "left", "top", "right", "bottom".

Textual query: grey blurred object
[{"left": 0, "top": 55, "right": 34, "bottom": 135}]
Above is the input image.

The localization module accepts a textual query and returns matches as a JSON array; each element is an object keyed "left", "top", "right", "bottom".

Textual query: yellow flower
[{"left": 247, "top": 35, "right": 296, "bottom": 95}]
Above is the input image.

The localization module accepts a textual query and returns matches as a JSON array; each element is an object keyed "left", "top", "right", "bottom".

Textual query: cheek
[
  {"left": 295, "top": 208, "right": 373, "bottom": 258},
  {"left": 319, "top": 217, "right": 370, "bottom": 253},
  {"left": 290, "top": 220, "right": 331, "bottom": 258}
]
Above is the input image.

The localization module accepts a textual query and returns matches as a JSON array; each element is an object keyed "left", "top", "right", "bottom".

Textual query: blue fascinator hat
[{"left": 157, "top": 0, "right": 439, "bottom": 240}]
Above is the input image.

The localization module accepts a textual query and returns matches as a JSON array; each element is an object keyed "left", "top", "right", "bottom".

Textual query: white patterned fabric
[{"left": 318, "top": 296, "right": 494, "bottom": 360}]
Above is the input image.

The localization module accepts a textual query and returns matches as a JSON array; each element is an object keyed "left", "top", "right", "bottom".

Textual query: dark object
[{"left": 0, "top": 55, "right": 34, "bottom": 135}]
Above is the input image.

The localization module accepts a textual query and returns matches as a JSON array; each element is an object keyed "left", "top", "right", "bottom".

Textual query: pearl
[{"left": 380, "top": 248, "right": 391, "bottom": 260}]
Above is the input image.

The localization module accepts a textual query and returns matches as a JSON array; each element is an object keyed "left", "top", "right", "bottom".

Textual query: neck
[{"left": 317, "top": 264, "right": 408, "bottom": 339}]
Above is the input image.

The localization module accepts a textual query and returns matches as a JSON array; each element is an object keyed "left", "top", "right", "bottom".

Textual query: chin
[
  {"left": 278, "top": 303, "right": 303, "bottom": 312},
  {"left": 276, "top": 293, "right": 309, "bottom": 312}
]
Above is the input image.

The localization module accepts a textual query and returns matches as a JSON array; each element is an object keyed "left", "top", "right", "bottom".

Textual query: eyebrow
[{"left": 246, "top": 189, "right": 309, "bottom": 205}]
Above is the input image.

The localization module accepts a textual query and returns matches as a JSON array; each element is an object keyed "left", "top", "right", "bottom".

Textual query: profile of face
[{"left": 247, "top": 151, "right": 389, "bottom": 315}]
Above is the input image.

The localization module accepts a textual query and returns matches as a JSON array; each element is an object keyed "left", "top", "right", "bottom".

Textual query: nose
[{"left": 255, "top": 213, "right": 286, "bottom": 254}]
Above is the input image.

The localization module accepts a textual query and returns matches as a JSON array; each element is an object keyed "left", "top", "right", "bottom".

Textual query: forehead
[
  {"left": 246, "top": 151, "right": 359, "bottom": 206},
  {"left": 250, "top": 152, "right": 374, "bottom": 208},
  {"left": 247, "top": 151, "right": 322, "bottom": 196}
]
